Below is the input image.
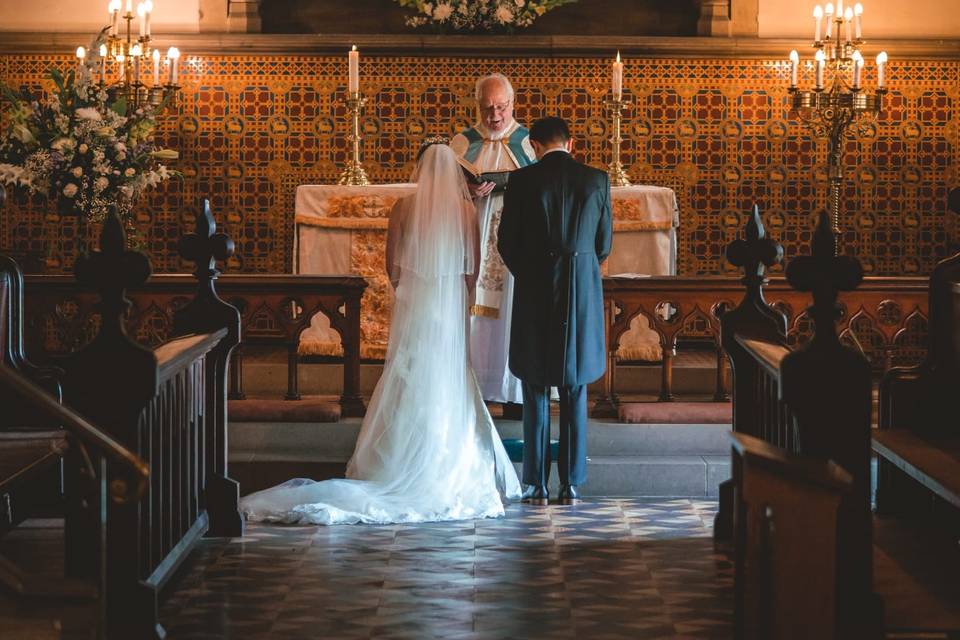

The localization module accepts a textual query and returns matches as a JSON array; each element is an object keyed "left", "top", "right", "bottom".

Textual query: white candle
[
  {"left": 137, "top": 3, "right": 145, "bottom": 37},
  {"left": 836, "top": 0, "right": 843, "bottom": 18},
  {"left": 99, "top": 44, "right": 107, "bottom": 83},
  {"left": 108, "top": 0, "right": 119, "bottom": 36},
  {"left": 844, "top": 7, "right": 853, "bottom": 43},
  {"left": 125, "top": 0, "right": 131, "bottom": 14},
  {"left": 612, "top": 51, "right": 623, "bottom": 101},
  {"left": 851, "top": 50, "right": 863, "bottom": 87},
  {"left": 854, "top": 2, "right": 863, "bottom": 39},
  {"left": 813, "top": 5, "right": 824, "bottom": 42},
  {"left": 152, "top": 48, "right": 160, "bottom": 85},
  {"left": 117, "top": 53, "right": 125, "bottom": 83},
  {"left": 144, "top": 0, "right": 152, "bottom": 36},
  {"left": 76, "top": 46, "right": 85, "bottom": 76},
  {"left": 789, "top": 50, "right": 799, "bottom": 87},
  {"left": 131, "top": 43, "right": 141, "bottom": 84},
  {"left": 167, "top": 47, "right": 180, "bottom": 84},
  {"left": 824, "top": 3, "right": 834, "bottom": 38},
  {"left": 348, "top": 45, "right": 359, "bottom": 94},
  {"left": 815, "top": 50, "right": 826, "bottom": 89},
  {"left": 876, "top": 51, "right": 888, "bottom": 88}
]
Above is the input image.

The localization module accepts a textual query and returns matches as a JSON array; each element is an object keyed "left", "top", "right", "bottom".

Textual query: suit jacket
[{"left": 497, "top": 151, "right": 613, "bottom": 387}]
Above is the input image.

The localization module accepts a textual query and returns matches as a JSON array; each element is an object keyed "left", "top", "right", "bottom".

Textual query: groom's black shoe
[
  {"left": 521, "top": 485, "right": 549, "bottom": 506},
  {"left": 559, "top": 485, "right": 581, "bottom": 506}
]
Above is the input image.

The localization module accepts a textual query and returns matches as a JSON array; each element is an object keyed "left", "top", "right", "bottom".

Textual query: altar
[{"left": 294, "top": 183, "right": 679, "bottom": 361}]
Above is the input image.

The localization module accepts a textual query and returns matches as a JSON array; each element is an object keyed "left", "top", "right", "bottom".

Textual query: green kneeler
[{"left": 501, "top": 438, "right": 560, "bottom": 463}]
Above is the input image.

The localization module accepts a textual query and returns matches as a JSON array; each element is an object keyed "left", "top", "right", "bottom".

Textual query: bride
[{"left": 240, "top": 141, "right": 522, "bottom": 525}]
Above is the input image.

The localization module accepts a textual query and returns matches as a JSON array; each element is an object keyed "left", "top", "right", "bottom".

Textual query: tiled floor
[{"left": 160, "top": 499, "right": 733, "bottom": 639}]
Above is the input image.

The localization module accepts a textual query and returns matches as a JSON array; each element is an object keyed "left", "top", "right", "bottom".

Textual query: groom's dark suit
[{"left": 497, "top": 149, "right": 613, "bottom": 488}]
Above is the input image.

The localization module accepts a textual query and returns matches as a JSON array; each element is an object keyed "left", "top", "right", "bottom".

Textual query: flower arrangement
[
  {"left": 395, "top": 0, "right": 578, "bottom": 32},
  {"left": 0, "top": 31, "right": 178, "bottom": 225}
]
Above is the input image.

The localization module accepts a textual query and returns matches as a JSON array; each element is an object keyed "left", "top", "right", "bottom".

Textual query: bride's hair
[{"left": 416, "top": 134, "right": 450, "bottom": 161}]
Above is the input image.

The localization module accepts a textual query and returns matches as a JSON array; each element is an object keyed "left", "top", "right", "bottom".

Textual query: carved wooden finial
[
  {"left": 786, "top": 211, "right": 863, "bottom": 343},
  {"left": 74, "top": 211, "right": 152, "bottom": 332},
  {"left": 179, "top": 199, "right": 235, "bottom": 280},
  {"left": 726, "top": 205, "right": 784, "bottom": 285}
]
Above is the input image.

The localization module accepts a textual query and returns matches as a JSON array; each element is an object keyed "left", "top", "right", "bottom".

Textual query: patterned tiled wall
[{"left": 1, "top": 53, "right": 957, "bottom": 275}]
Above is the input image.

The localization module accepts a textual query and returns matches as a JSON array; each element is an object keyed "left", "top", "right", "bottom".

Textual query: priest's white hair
[{"left": 475, "top": 73, "right": 515, "bottom": 102}]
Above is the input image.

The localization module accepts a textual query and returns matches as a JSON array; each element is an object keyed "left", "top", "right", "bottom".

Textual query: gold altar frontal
[{"left": 294, "top": 183, "right": 678, "bottom": 361}]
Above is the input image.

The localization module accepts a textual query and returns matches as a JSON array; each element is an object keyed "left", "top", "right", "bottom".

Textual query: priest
[{"left": 450, "top": 73, "right": 537, "bottom": 414}]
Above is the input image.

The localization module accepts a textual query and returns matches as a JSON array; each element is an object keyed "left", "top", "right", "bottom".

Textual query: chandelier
[
  {"left": 787, "top": 1, "right": 888, "bottom": 242},
  {"left": 75, "top": 0, "right": 182, "bottom": 111}
]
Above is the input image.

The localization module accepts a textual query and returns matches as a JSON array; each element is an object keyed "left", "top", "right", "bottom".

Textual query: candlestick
[
  {"left": 604, "top": 98, "right": 631, "bottom": 187},
  {"left": 876, "top": 51, "right": 887, "bottom": 88},
  {"left": 813, "top": 5, "right": 823, "bottom": 41},
  {"left": 824, "top": 2, "right": 834, "bottom": 38},
  {"left": 854, "top": 3, "right": 863, "bottom": 39},
  {"left": 99, "top": 44, "right": 107, "bottom": 84},
  {"left": 348, "top": 45, "right": 359, "bottom": 94},
  {"left": 789, "top": 50, "right": 799, "bottom": 88},
  {"left": 144, "top": 0, "right": 152, "bottom": 36},
  {"left": 338, "top": 91, "right": 370, "bottom": 186},
  {"left": 843, "top": 7, "right": 853, "bottom": 43},
  {"left": 612, "top": 51, "right": 623, "bottom": 101},
  {"left": 152, "top": 48, "right": 160, "bottom": 85},
  {"left": 167, "top": 47, "right": 180, "bottom": 84},
  {"left": 851, "top": 50, "right": 863, "bottom": 88}
]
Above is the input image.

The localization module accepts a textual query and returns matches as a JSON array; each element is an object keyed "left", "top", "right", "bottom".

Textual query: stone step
[{"left": 230, "top": 419, "right": 732, "bottom": 498}]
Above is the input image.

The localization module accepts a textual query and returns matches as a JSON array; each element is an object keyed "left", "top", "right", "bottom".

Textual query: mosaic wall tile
[{"left": 1, "top": 54, "right": 957, "bottom": 276}]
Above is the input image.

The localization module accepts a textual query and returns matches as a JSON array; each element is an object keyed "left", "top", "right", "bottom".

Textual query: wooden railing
[
  {"left": 22, "top": 273, "right": 368, "bottom": 416},
  {"left": 717, "top": 208, "right": 879, "bottom": 638},
  {"left": 595, "top": 273, "right": 929, "bottom": 416}
]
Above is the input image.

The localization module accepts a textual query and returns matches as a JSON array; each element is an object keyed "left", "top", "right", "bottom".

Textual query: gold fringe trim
[
  {"left": 470, "top": 304, "right": 500, "bottom": 319},
  {"left": 613, "top": 220, "right": 675, "bottom": 232},
  {"left": 298, "top": 340, "right": 344, "bottom": 357},
  {"left": 617, "top": 344, "right": 663, "bottom": 362},
  {"left": 360, "top": 344, "right": 388, "bottom": 360},
  {"left": 295, "top": 215, "right": 389, "bottom": 230}
]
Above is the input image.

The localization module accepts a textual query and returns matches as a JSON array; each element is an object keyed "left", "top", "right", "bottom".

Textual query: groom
[{"left": 498, "top": 117, "right": 612, "bottom": 505}]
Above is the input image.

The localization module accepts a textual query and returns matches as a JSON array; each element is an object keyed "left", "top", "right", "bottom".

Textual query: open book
[{"left": 456, "top": 156, "right": 512, "bottom": 193}]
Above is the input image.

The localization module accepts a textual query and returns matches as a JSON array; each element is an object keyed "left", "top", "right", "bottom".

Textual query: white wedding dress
[{"left": 240, "top": 145, "right": 521, "bottom": 525}]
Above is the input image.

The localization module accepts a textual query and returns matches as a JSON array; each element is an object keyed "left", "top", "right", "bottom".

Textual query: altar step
[
  {"left": 230, "top": 418, "right": 732, "bottom": 499},
  {"left": 239, "top": 347, "right": 726, "bottom": 398}
]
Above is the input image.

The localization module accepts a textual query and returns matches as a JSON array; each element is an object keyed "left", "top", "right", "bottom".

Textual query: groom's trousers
[{"left": 521, "top": 382, "right": 588, "bottom": 487}]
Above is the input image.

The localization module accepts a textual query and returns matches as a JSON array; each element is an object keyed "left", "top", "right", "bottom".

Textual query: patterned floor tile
[{"left": 159, "top": 499, "right": 732, "bottom": 639}]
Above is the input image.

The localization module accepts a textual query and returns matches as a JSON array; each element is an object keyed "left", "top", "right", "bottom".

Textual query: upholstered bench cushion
[
  {"left": 501, "top": 438, "right": 560, "bottom": 463},
  {"left": 618, "top": 402, "right": 732, "bottom": 424},
  {"left": 228, "top": 398, "right": 341, "bottom": 423}
]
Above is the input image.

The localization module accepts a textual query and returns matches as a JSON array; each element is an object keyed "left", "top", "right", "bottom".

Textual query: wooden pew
[
  {"left": 54, "top": 204, "right": 243, "bottom": 638},
  {"left": 731, "top": 432, "right": 853, "bottom": 640},
  {"left": 874, "top": 189, "right": 960, "bottom": 527},
  {"left": 718, "top": 208, "right": 881, "bottom": 638}
]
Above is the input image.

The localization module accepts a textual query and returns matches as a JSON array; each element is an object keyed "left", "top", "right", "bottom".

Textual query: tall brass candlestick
[
  {"left": 604, "top": 98, "right": 631, "bottom": 187},
  {"left": 338, "top": 91, "right": 370, "bottom": 186}
]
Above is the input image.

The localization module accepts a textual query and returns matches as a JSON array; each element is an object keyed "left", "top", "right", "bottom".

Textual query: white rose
[
  {"left": 62, "top": 183, "right": 78, "bottom": 198},
  {"left": 515, "top": 0, "right": 525, "bottom": 6},
  {"left": 495, "top": 6, "right": 514, "bottom": 22},
  {"left": 71, "top": 166, "right": 83, "bottom": 178},
  {"left": 78, "top": 143, "right": 89, "bottom": 153},
  {"left": 124, "top": 167, "right": 136, "bottom": 177},
  {"left": 95, "top": 176, "right": 109, "bottom": 191},
  {"left": 115, "top": 142, "right": 127, "bottom": 152},
  {"left": 75, "top": 107, "right": 102, "bottom": 121}
]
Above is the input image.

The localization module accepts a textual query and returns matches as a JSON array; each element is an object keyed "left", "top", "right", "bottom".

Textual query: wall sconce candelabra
[
  {"left": 84, "top": 0, "right": 182, "bottom": 111},
  {"left": 788, "top": 1, "right": 888, "bottom": 245}
]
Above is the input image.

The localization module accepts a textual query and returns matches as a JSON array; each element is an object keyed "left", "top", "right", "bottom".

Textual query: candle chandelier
[
  {"left": 79, "top": 0, "right": 183, "bottom": 112},
  {"left": 787, "top": 0, "right": 888, "bottom": 242}
]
